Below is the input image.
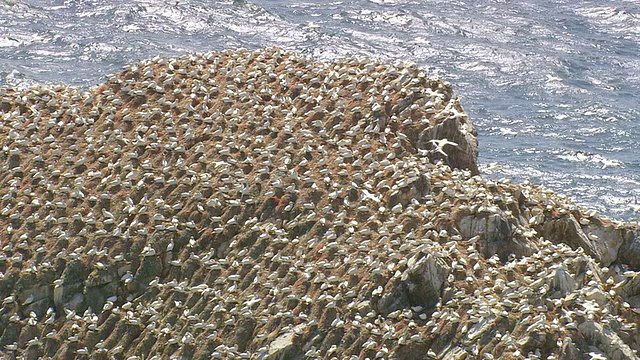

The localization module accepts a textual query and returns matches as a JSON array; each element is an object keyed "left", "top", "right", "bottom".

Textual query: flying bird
[{"left": 429, "top": 138, "right": 459, "bottom": 157}]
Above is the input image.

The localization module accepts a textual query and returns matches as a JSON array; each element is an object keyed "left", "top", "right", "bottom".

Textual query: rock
[
  {"left": 418, "top": 103, "right": 479, "bottom": 175},
  {"left": 24, "top": 298, "right": 52, "bottom": 320},
  {"left": 18, "top": 285, "right": 51, "bottom": 317},
  {"left": 53, "top": 282, "right": 84, "bottom": 310},
  {"left": 85, "top": 269, "right": 116, "bottom": 288},
  {"left": 235, "top": 318, "right": 257, "bottom": 352},
  {"left": 356, "top": 300, "right": 372, "bottom": 317},
  {"left": 394, "top": 342, "right": 429, "bottom": 360},
  {"left": 614, "top": 273, "right": 640, "bottom": 308},
  {"left": 548, "top": 266, "right": 576, "bottom": 298},
  {"left": 266, "top": 330, "right": 298, "bottom": 360},
  {"left": 132, "top": 254, "right": 162, "bottom": 296},
  {"left": 457, "top": 211, "right": 533, "bottom": 261},
  {"left": 378, "top": 250, "right": 449, "bottom": 316},
  {"left": 560, "top": 338, "right": 581, "bottom": 360},
  {"left": 464, "top": 314, "right": 496, "bottom": 343},
  {"left": 584, "top": 219, "right": 625, "bottom": 267},
  {"left": 66, "top": 292, "right": 84, "bottom": 311},
  {"left": 84, "top": 268, "right": 119, "bottom": 313},
  {"left": 620, "top": 229, "right": 640, "bottom": 270},
  {"left": 577, "top": 321, "right": 637, "bottom": 360},
  {"left": 542, "top": 214, "right": 620, "bottom": 266}
]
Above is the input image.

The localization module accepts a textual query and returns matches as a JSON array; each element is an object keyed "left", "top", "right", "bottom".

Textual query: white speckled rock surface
[{"left": 0, "top": 48, "right": 639, "bottom": 359}]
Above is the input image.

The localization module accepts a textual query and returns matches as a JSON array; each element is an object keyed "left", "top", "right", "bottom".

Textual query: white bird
[
  {"left": 428, "top": 138, "right": 459, "bottom": 157},
  {"left": 362, "top": 189, "right": 381, "bottom": 203},
  {"left": 546, "top": 74, "right": 562, "bottom": 83},
  {"left": 499, "top": 127, "right": 518, "bottom": 137},
  {"left": 600, "top": 158, "right": 621, "bottom": 169},
  {"left": 417, "top": 149, "right": 431, "bottom": 157}
]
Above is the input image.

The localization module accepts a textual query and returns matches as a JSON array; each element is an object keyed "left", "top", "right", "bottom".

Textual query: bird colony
[{"left": 0, "top": 48, "right": 639, "bottom": 359}]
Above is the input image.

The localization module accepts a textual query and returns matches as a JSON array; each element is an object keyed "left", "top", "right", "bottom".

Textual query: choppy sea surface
[{"left": 1, "top": 0, "right": 639, "bottom": 220}]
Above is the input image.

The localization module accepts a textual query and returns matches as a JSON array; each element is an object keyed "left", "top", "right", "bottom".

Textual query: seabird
[{"left": 429, "top": 138, "right": 459, "bottom": 157}]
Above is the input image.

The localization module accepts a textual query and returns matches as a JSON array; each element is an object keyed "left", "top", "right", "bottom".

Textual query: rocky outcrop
[
  {"left": 548, "top": 266, "right": 576, "bottom": 297},
  {"left": 417, "top": 101, "right": 479, "bottom": 175},
  {"left": 542, "top": 214, "right": 625, "bottom": 267},
  {"left": 0, "top": 48, "right": 639, "bottom": 359},
  {"left": 377, "top": 250, "right": 449, "bottom": 316},
  {"left": 577, "top": 321, "right": 637, "bottom": 360},
  {"left": 457, "top": 209, "right": 534, "bottom": 261},
  {"left": 621, "top": 228, "right": 640, "bottom": 269},
  {"left": 615, "top": 273, "right": 640, "bottom": 308},
  {"left": 266, "top": 329, "right": 300, "bottom": 360}
]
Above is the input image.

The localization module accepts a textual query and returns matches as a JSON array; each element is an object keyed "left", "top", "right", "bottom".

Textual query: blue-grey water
[{"left": 1, "top": 0, "right": 639, "bottom": 219}]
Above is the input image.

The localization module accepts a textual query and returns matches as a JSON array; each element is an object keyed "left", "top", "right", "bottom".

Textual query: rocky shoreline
[{"left": 0, "top": 48, "right": 639, "bottom": 359}]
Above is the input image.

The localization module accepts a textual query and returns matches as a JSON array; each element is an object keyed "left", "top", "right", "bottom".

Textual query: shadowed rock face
[
  {"left": 418, "top": 109, "right": 479, "bottom": 175},
  {"left": 377, "top": 251, "right": 450, "bottom": 316},
  {"left": 0, "top": 48, "right": 639, "bottom": 359},
  {"left": 457, "top": 210, "right": 534, "bottom": 262}
]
